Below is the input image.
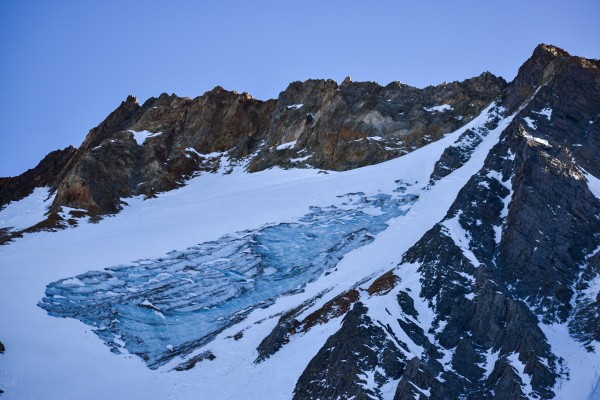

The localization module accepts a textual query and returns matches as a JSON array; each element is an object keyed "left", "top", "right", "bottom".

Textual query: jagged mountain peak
[
  {"left": 1, "top": 64, "right": 507, "bottom": 229},
  {"left": 504, "top": 43, "right": 591, "bottom": 112},
  {"left": 1, "top": 44, "right": 594, "bottom": 239},
  {"left": 124, "top": 94, "right": 141, "bottom": 105},
  {"left": 203, "top": 84, "right": 247, "bottom": 98},
  {"left": 533, "top": 43, "right": 571, "bottom": 58}
]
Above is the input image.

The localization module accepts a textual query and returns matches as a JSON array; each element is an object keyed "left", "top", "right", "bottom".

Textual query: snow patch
[
  {"left": 507, "top": 353, "right": 533, "bottom": 396},
  {"left": 185, "top": 147, "right": 222, "bottom": 158},
  {"left": 441, "top": 211, "right": 480, "bottom": 267},
  {"left": 129, "top": 130, "right": 162, "bottom": 145},
  {"left": 582, "top": 273, "right": 600, "bottom": 302},
  {"left": 276, "top": 140, "right": 297, "bottom": 150},
  {"left": 523, "top": 132, "right": 551, "bottom": 148},
  {"left": 424, "top": 104, "right": 453, "bottom": 113},
  {"left": 290, "top": 155, "right": 311, "bottom": 163},
  {"left": 541, "top": 323, "right": 600, "bottom": 400},
  {"left": 523, "top": 117, "right": 537, "bottom": 130},
  {"left": 533, "top": 107, "right": 552, "bottom": 121},
  {"left": 481, "top": 348, "right": 500, "bottom": 379},
  {"left": 285, "top": 104, "right": 303, "bottom": 110},
  {"left": 581, "top": 168, "right": 600, "bottom": 201},
  {"left": 489, "top": 169, "right": 513, "bottom": 244}
]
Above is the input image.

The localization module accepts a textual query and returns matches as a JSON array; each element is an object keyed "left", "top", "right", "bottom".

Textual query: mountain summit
[{"left": 0, "top": 44, "right": 599, "bottom": 400}]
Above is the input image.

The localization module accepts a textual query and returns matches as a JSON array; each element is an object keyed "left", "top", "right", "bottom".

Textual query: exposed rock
[
  {"left": 299, "top": 289, "right": 360, "bottom": 332},
  {"left": 173, "top": 351, "right": 215, "bottom": 371},
  {"left": 255, "top": 289, "right": 360, "bottom": 363},
  {"left": 249, "top": 73, "right": 506, "bottom": 172},
  {"left": 2, "top": 71, "right": 506, "bottom": 222},
  {"left": 293, "top": 302, "right": 407, "bottom": 400},
  {"left": 394, "top": 357, "right": 445, "bottom": 400},
  {"left": 255, "top": 315, "right": 300, "bottom": 363},
  {"left": 0, "top": 146, "right": 76, "bottom": 209},
  {"left": 429, "top": 103, "right": 504, "bottom": 183},
  {"left": 504, "top": 44, "right": 571, "bottom": 112},
  {"left": 49, "top": 90, "right": 275, "bottom": 214},
  {"left": 367, "top": 270, "right": 400, "bottom": 296}
]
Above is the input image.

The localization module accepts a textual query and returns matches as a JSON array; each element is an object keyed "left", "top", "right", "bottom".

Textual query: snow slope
[{"left": 0, "top": 187, "right": 54, "bottom": 231}]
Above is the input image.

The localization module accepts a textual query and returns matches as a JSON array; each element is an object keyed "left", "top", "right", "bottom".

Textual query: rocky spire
[{"left": 504, "top": 43, "right": 572, "bottom": 111}]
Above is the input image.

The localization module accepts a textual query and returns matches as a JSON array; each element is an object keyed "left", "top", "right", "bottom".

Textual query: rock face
[
  {"left": 293, "top": 302, "right": 406, "bottom": 400},
  {"left": 0, "top": 146, "right": 76, "bottom": 243},
  {"left": 248, "top": 73, "right": 505, "bottom": 172},
  {"left": 2, "top": 69, "right": 505, "bottom": 222},
  {"left": 0, "top": 146, "right": 76, "bottom": 209},
  {"left": 4, "top": 44, "right": 600, "bottom": 399},
  {"left": 50, "top": 90, "right": 276, "bottom": 214}
]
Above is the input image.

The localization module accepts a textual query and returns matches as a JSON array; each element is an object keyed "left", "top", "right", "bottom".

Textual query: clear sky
[{"left": 1, "top": 0, "right": 598, "bottom": 177}]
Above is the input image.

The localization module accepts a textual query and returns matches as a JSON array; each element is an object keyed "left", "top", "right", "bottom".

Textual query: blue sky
[{"left": 1, "top": 0, "right": 598, "bottom": 177}]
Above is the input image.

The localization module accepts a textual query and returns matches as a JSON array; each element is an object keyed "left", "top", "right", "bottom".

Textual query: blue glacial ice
[{"left": 39, "top": 191, "right": 417, "bottom": 369}]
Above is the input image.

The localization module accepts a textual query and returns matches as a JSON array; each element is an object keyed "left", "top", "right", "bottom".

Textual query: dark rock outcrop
[
  {"left": 0, "top": 146, "right": 77, "bottom": 243},
  {"left": 293, "top": 302, "right": 407, "bottom": 400},
  {"left": 173, "top": 351, "right": 215, "bottom": 371},
  {"left": 50, "top": 90, "right": 276, "bottom": 214},
  {"left": 504, "top": 44, "right": 571, "bottom": 112},
  {"left": 249, "top": 73, "right": 506, "bottom": 172},
  {"left": 0, "top": 146, "right": 76, "bottom": 209}
]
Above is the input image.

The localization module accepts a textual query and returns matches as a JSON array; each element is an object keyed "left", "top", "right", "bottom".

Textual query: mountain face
[
  {"left": 0, "top": 44, "right": 599, "bottom": 400},
  {"left": 1, "top": 70, "right": 504, "bottom": 223}
]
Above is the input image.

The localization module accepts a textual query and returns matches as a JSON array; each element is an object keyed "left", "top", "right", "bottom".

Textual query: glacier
[{"left": 39, "top": 191, "right": 417, "bottom": 368}]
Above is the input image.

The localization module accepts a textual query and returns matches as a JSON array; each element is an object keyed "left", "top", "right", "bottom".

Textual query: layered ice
[{"left": 40, "top": 191, "right": 417, "bottom": 368}]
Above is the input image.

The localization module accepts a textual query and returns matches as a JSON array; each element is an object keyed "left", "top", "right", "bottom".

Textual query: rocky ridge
[{"left": 1, "top": 67, "right": 505, "bottom": 241}]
